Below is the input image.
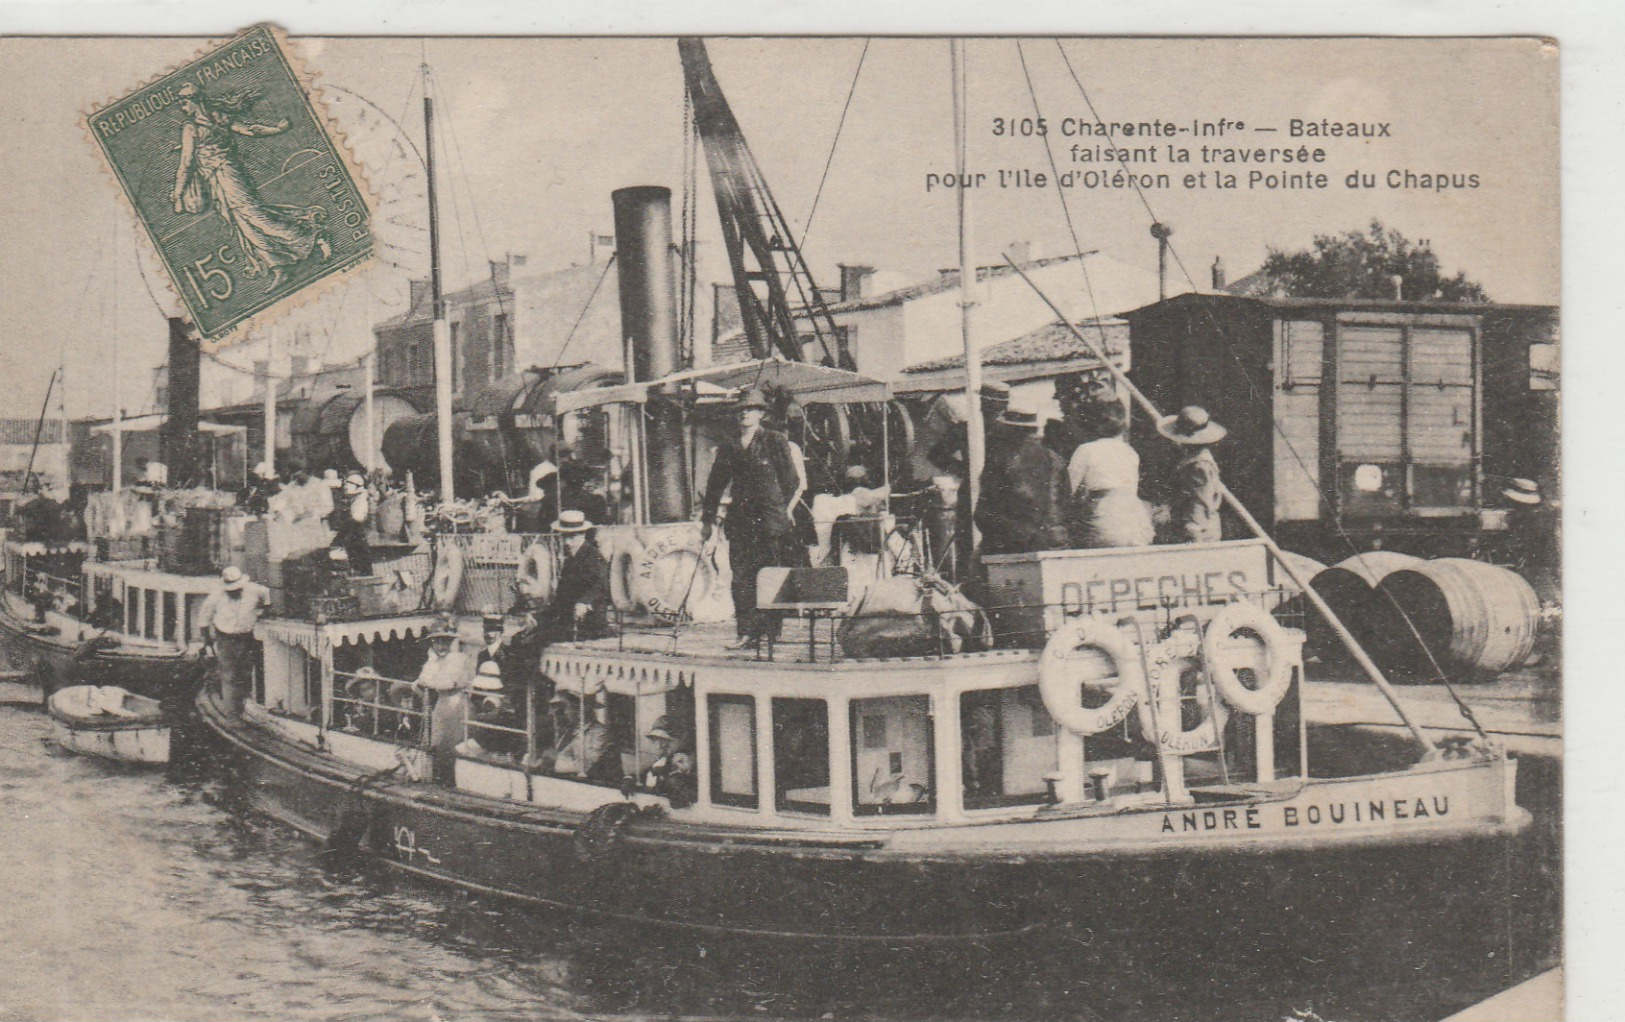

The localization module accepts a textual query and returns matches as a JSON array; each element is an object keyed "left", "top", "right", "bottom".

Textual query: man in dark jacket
[
  {"left": 700, "top": 387, "right": 804, "bottom": 648},
  {"left": 542, "top": 510, "right": 611, "bottom": 644},
  {"left": 974, "top": 403, "right": 1070, "bottom": 555}
]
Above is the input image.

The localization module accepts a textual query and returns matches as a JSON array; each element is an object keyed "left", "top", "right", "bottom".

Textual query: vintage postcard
[
  {"left": 87, "top": 24, "right": 372, "bottom": 345},
  {"left": 0, "top": 22, "right": 1573, "bottom": 1022}
]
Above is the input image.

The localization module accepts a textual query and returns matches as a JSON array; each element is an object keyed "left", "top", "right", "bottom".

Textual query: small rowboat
[{"left": 47, "top": 685, "right": 170, "bottom": 764}]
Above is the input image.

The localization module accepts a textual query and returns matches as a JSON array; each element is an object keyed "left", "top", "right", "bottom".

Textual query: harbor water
[{"left": 0, "top": 694, "right": 1560, "bottom": 1022}]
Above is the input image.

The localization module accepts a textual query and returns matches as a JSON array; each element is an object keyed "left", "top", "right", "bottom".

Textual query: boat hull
[
  {"left": 199, "top": 694, "right": 1531, "bottom": 944},
  {"left": 47, "top": 688, "right": 171, "bottom": 764},
  {"left": 0, "top": 596, "right": 198, "bottom": 707}
]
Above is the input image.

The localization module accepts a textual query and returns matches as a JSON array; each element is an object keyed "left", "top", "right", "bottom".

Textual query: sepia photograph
[{"left": 0, "top": 12, "right": 1579, "bottom": 1021}]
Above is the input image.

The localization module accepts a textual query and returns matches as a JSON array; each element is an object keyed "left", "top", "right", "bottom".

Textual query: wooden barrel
[
  {"left": 1378, "top": 559, "right": 1540, "bottom": 677},
  {"left": 1308, "top": 552, "right": 1423, "bottom": 668}
]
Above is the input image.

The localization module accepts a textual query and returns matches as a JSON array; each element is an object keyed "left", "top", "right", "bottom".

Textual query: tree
[{"left": 1256, "top": 219, "right": 1490, "bottom": 303}]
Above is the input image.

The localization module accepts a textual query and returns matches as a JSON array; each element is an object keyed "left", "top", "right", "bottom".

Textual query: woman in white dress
[{"left": 1065, "top": 399, "right": 1155, "bottom": 548}]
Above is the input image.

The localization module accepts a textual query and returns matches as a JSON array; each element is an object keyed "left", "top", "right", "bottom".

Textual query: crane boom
[{"left": 678, "top": 38, "right": 841, "bottom": 366}]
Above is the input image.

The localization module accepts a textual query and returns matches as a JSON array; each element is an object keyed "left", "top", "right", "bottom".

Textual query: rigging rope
[
  {"left": 550, "top": 254, "right": 618, "bottom": 370},
  {"left": 798, "top": 38, "right": 871, "bottom": 253}
]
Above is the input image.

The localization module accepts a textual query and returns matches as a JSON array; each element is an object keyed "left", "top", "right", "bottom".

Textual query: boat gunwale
[{"left": 201, "top": 693, "right": 1531, "bottom": 864}]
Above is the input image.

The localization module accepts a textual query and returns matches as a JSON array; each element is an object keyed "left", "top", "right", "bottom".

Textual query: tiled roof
[{"left": 903, "top": 317, "right": 1128, "bottom": 374}]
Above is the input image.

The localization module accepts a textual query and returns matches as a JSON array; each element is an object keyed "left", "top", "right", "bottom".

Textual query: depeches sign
[{"left": 984, "top": 540, "right": 1281, "bottom": 644}]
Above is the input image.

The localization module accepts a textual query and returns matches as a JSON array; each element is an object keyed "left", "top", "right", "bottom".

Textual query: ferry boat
[
  {"left": 198, "top": 48, "right": 1530, "bottom": 943},
  {"left": 0, "top": 539, "right": 212, "bottom": 706}
]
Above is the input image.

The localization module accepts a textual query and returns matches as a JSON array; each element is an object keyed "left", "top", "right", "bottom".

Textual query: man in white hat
[
  {"left": 973, "top": 399, "right": 1070, "bottom": 555},
  {"left": 541, "top": 510, "right": 610, "bottom": 643},
  {"left": 416, "top": 626, "right": 473, "bottom": 784},
  {"left": 1157, "top": 406, "right": 1228, "bottom": 544},
  {"left": 197, "top": 566, "right": 271, "bottom": 719}
]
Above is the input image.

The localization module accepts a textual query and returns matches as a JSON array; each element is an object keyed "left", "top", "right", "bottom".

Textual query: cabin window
[
  {"left": 1529, "top": 342, "right": 1557, "bottom": 391},
  {"left": 1336, "top": 321, "right": 1476, "bottom": 515},
  {"left": 493, "top": 314, "right": 513, "bottom": 379},
  {"left": 185, "top": 594, "right": 207, "bottom": 644},
  {"left": 850, "top": 695, "right": 935, "bottom": 816},
  {"left": 708, "top": 695, "right": 758, "bottom": 808},
  {"left": 162, "top": 591, "right": 179, "bottom": 643},
  {"left": 125, "top": 590, "right": 137, "bottom": 635},
  {"left": 772, "top": 697, "right": 831, "bottom": 815},
  {"left": 142, "top": 588, "right": 156, "bottom": 639},
  {"left": 961, "top": 687, "right": 1059, "bottom": 810}
]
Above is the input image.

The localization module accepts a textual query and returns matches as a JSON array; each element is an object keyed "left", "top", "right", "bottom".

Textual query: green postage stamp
[{"left": 88, "top": 24, "right": 372, "bottom": 344}]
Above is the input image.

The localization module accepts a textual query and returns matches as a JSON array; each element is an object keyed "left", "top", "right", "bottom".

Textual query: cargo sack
[{"left": 837, "top": 575, "right": 993, "bottom": 659}]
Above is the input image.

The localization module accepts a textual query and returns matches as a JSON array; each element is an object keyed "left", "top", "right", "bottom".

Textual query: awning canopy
[
  {"left": 91, "top": 415, "right": 245, "bottom": 436},
  {"left": 256, "top": 614, "right": 442, "bottom": 658},
  {"left": 553, "top": 358, "right": 889, "bottom": 415}
]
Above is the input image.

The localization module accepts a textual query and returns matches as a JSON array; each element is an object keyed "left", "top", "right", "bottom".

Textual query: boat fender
[
  {"left": 516, "top": 541, "right": 556, "bottom": 602},
  {"left": 429, "top": 542, "right": 465, "bottom": 611},
  {"left": 1039, "top": 617, "right": 1145, "bottom": 737},
  {"left": 1146, "top": 626, "right": 1229, "bottom": 756},
  {"left": 1204, "top": 601, "right": 1296, "bottom": 716}
]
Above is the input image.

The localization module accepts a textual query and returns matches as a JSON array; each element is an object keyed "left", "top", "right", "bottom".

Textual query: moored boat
[{"left": 48, "top": 684, "right": 171, "bottom": 764}]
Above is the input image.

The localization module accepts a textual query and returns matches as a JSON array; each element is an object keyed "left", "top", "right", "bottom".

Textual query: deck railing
[{"left": 330, "top": 669, "right": 429, "bottom": 745}]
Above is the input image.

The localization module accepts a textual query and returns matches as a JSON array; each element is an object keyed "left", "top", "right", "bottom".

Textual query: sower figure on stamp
[
  {"left": 172, "top": 81, "right": 331, "bottom": 290},
  {"left": 701, "top": 387, "right": 805, "bottom": 650}
]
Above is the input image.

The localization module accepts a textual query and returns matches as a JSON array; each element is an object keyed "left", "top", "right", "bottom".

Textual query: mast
[
  {"left": 951, "top": 40, "right": 984, "bottom": 519},
  {"left": 262, "top": 327, "right": 276, "bottom": 473},
  {"left": 424, "top": 66, "right": 455, "bottom": 502}
]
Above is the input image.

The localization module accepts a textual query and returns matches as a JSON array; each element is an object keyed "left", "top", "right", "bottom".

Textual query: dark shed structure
[{"left": 1122, "top": 293, "right": 1557, "bottom": 562}]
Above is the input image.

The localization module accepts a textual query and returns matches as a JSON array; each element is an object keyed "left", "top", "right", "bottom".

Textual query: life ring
[
  {"left": 1204, "top": 601, "right": 1296, "bottom": 716},
  {"left": 516, "top": 540, "right": 556, "bottom": 601},
  {"left": 1039, "top": 617, "right": 1145, "bottom": 737},
  {"left": 430, "top": 542, "right": 465, "bottom": 610},
  {"left": 1146, "top": 625, "right": 1229, "bottom": 756},
  {"left": 630, "top": 530, "right": 718, "bottom": 622}
]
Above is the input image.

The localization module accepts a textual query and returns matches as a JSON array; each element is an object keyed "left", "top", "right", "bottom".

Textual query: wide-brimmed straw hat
[
  {"left": 735, "top": 387, "right": 769, "bottom": 410},
  {"left": 427, "top": 628, "right": 460, "bottom": 642},
  {"left": 220, "top": 566, "right": 247, "bottom": 591},
  {"left": 1157, "top": 405, "right": 1228, "bottom": 445},
  {"left": 646, "top": 714, "right": 677, "bottom": 742},
  {"left": 1501, "top": 478, "right": 1542, "bottom": 505},
  {"left": 552, "top": 509, "right": 594, "bottom": 533},
  {"left": 995, "top": 406, "right": 1043, "bottom": 430}
]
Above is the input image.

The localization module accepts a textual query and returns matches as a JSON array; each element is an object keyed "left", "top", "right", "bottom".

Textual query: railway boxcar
[{"left": 1121, "top": 294, "right": 1557, "bottom": 564}]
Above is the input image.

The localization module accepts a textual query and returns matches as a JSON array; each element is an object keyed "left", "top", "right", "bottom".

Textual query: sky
[{"left": 0, "top": 35, "right": 1559, "bottom": 420}]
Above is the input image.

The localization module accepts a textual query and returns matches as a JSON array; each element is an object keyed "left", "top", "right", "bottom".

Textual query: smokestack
[
  {"left": 1211, "top": 256, "right": 1227, "bottom": 290},
  {"left": 161, "top": 317, "right": 200, "bottom": 486},
  {"left": 612, "top": 186, "right": 690, "bottom": 523}
]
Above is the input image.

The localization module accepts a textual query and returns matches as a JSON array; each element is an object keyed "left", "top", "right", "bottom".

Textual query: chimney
[
  {"left": 489, "top": 259, "right": 511, "bottom": 292},
  {"left": 1211, "top": 256, "right": 1227, "bottom": 290},
  {"left": 161, "top": 317, "right": 200, "bottom": 486},
  {"left": 408, "top": 279, "right": 431, "bottom": 312},
  {"left": 838, "top": 264, "right": 875, "bottom": 302},
  {"left": 1007, "top": 240, "right": 1032, "bottom": 266},
  {"left": 612, "top": 186, "right": 690, "bottom": 523}
]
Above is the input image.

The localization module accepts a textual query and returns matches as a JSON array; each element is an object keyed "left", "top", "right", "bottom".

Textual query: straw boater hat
[
  {"left": 427, "top": 627, "right": 460, "bottom": 642},
  {"left": 1501, "top": 478, "right": 1542, "bottom": 505},
  {"left": 646, "top": 715, "right": 677, "bottom": 743},
  {"left": 473, "top": 661, "right": 504, "bottom": 693},
  {"left": 344, "top": 472, "right": 366, "bottom": 488},
  {"left": 220, "top": 566, "right": 247, "bottom": 591},
  {"left": 552, "top": 509, "right": 595, "bottom": 534},
  {"left": 995, "top": 403, "right": 1043, "bottom": 430},
  {"left": 1157, "top": 405, "right": 1228, "bottom": 445},
  {"left": 735, "top": 387, "right": 769, "bottom": 410},
  {"left": 348, "top": 665, "right": 381, "bottom": 695},
  {"left": 482, "top": 614, "right": 505, "bottom": 633}
]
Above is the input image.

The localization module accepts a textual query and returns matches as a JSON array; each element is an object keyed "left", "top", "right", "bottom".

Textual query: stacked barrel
[{"left": 1306, "top": 552, "right": 1541, "bottom": 681}]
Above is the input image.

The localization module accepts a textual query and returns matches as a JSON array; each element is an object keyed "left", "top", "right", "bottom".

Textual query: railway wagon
[{"left": 1120, "top": 294, "right": 1557, "bottom": 565}]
